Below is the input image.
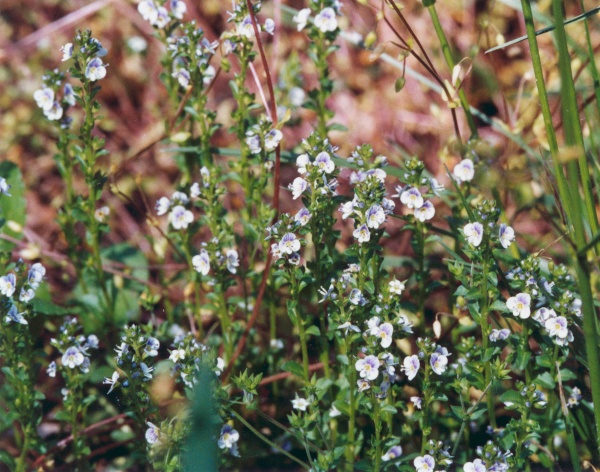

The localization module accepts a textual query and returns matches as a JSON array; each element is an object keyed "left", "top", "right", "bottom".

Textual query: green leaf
[
  {"left": 30, "top": 298, "right": 71, "bottom": 316},
  {"left": 336, "top": 354, "right": 349, "bottom": 366},
  {"left": 534, "top": 372, "right": 555, "bottom": 389},
  {"left": 305, "top": 325, "right": 320, "bottom": 336},
  {"left": 489, "top": 300, "right": 508, "bottom": 312},
  {"left": 281, "top": 361, "right": 305, "bottom": 378},
  {"left": 451, "top": 405, "right": 465, "bottom": 420},
  {"left": 0, "top": 161, "right": 26, "bottom": 251},
  {"left": 515, "top": 351, "right": 532, "bottom": 371},
  {"left": 380, "top": 404, "right": 398, "bottom": 415}
]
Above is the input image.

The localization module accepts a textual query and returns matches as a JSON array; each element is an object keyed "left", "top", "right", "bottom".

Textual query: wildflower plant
[{"left": 3, "top": 0, "right": 600, "bottom": 470}]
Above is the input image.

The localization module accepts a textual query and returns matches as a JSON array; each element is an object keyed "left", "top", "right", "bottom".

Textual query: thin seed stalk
[
  {"left": 290, "top": 270, "right": 310, "bottom": 383},
  {"left": 426, "top": 4, "right": 478, "bottom": 137}
]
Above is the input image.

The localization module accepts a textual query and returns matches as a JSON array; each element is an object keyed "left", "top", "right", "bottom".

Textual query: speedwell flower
[
  {"left": 388, "top": 279, "right": 405, "bottom": 295},
  {"left": 366, "top": 204, "right": 385, "bottom": 229},
  {"left": 5, "top": 305, "right": 27, "bottom": 324},
  {"left": 453, "top": 158, "right": 474, "bottom": 183},
  {"left": 226, "top": 249, "right": 239, "bottom": 274},
  {"left": 401, "top": 355, "right": 420, "bottom": 380},
  {"left": 264, "top": 18, "right": 275, "bottom": 35},
  {"left": 294, "top": 207, "right": 311, "bottom": 226},
  {"left": 382, "top": 445, "right": 403, "bottom": 461},
  {"left": 170, "top": 0, "right": 186, "bottom": 19},
  {"left": 62, "top": 346, "right": 84, "bottom": 368},
  {"left": 145, "top": 422, "right": 160, "bottom": 444},
  {"left": 293, "top": 8, "right": 311, "bottom": 31},
  {"left": 85, "top": 57, "right": 107, "bottom": 82},
  {"left": 291, "top": 395, "right": 310, "bottom": 411},
  {"left": 353, "top": 224, "right": 370, "bottom": 243},
  {"left": 506, "top": 292, "right": 531, "bottom": 319},
  {"left": 498, "top": 224, "right": 515, "bottom": 249},
  {"left": 430, "top": 352, "right": 448, "bottom": 375},
  {"left": 544, "top": 316, "right": 569, "bottom": 339},
  {"left": 355, "top": 355, "right": 380, "bottom": 381},
  {"left": 33, "top": 87, "right": 54, "bottom": 111},
  {"left": 314, "top": 7, "right": 338, "bottom": 32},
  {"left": 168, "top": 205, "right": 193, "bottom": 229},
  {"left": 218, "top": 424, "right": 240, "bottom": 449},
  {"left": 264, "top": 129, "right": 282, "bottom": 151},
  {"left": 464, "top": 459, "right": 487, "bottom": 472},
  {"left": 314, "top": 151, "right": 335, "bottom": 173},
  {"left": 400, "top": 187, "right": 423, "bottom": 209},
  {"left": 463, "top": 222, "right": 484, "bottom": 247},
  {"left": 414, "top": 200, "right": 435, "bottom": 222},
  {"left": 0, "top": 273, "right": 16, "bottom": 297},
  {"left": 414, "top": 454, "right": 435, "bottom": 472},
  {"left": 60, "top": 42, "right": 74, "bottom": 61},
  {"left": 103, "top": 371, "right": 120, "bottom": 394},
  {"left": 279, "top": 233, "right": 300, "bottom": 255},
  {"left": 289, "top": 177, "right": 307, "bottom": 200}
]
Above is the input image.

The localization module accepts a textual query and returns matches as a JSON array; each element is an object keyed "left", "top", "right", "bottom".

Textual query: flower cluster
[
  {"left": 246, "top": 119, "right": 284, "bottom": 155},
  {"left": 192, "top": 239, "right": 240, "bottom": 277},
  {"left": 138, "top": 0, "right": 187, "bottom": 29},
  {"left": 48, "top": 318, "right": 99, "bottom": 377},
  {"left": 461, "top": 200, "right": 515, "bottom": 249},
  {"left": 1, "top": 262, "right": 46, "bottom": 325},
  {"left": 293, "top": 1, "right": 342, "bottom": 34},
  {"left": 167, "top": 332, "right": 224, "bottom": 388}
]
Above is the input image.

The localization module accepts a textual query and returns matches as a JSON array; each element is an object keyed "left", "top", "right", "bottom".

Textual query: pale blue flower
[
  {"left": 103, "top": 371, "right": 119, "bottom": 394},
  {"left": 464, "top": 222, "right": 484, "bottom": 247},
  {"left": 0, "top": 177, "right": 11, "bottom": 196},
  {"left": 414, "top": 454, "right": 435, "bottom": 472},
  {"left": 355, "top": 355, "right": 379, "bottom": 380},
  {"left": 382, "top": 445, "right": 402, "bottom": 461},
  {"left": 33, "top": 87, "right": 54, "bottom": 111},
  {"left": 0, "top": 273, "right": 16, "bottom": 297},
  {"left": 264, "top": 18, "right": 275, "bottom": 34},
  {"left": 60, "top": 42, "right": 73, "bottom": 61},
  {"left": 453, "top": 158, "right": 474, "bottom": 183},
  {"left": 192, "top": 249, "right": 210, "bottom": 275},
  {"left": 5, "top": 305, "right": 27, "bottom": 325},
  {"left": 85, "top": 57, "right": 107, "bottom": 81},
  {"left": 62, "top": 346, "right": 84, "bottom": 368},
  {"left": 314, "top": 7, "right": 337, "bottom": 32}
]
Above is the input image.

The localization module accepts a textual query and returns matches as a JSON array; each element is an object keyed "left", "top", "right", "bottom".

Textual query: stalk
[
  {"left": 426, "top": 4, "right": 478, "bottom": 137},
  {"left": 373, "top": 398, "right": 382, "bottom": 472}
]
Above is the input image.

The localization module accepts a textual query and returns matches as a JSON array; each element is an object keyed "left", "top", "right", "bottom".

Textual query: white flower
[
  {"left": 64, "top": 84, "right": 76, "bottom": 106},
  {"left": 60, "top": 43, "right": 74, "bottom": 61},
  {"left": 401, "top": 355, "right": 420, "bottom": 380},
  {"left": 264, "top": 129, "right": 283, "bottom": 151},
  {"left": 388, "top": 279, "right": 405, "bottom": 295},
  {"left": 47, "top": 361, "right": 57, "bottom": 378},
  {"left": 353, "top": 224, "right": 370, "bottom": 243},
  {"left": 329, "top": 405, "right": 341, "bottom": 417},
  {"left": 216, "top": 357, "right": 225, "bottom": 375},
  {"left": 506, "top": 292, "right": 531, "bottom": 319},
  {"left": 103, "top": 371, "right": 120, "bottom": 394},
  {"left": 153, "top": 6, "right": 170, "bottom": 28},
  {"left": 340, "top": 200, "right": 355, "bottom": 219},
  {"left": 365, "top": 204, "right": 385, "bottom": 229},
  {"left": 545, "top": 316, "right": 569, "bottom": 339},
  {"left": 0, "top": 273, "right": 16, "bottom": 297},
  {"left": 375, "top": 323, "right": 394, "bottom": 348},
  {"left": 279, "top": 233, "right": 300, "bottom": 255},
  {"left": 414, "top": 454, "right": 435, "bottom": 472},
  {"left": 264, "top": 18, "right": 275, "bottom": 35},
  {"left": 85, "top": 58, "right": 107, "bottom": 82},
  {"left": 453, "top": 159, "right": 475, "bottom": 183},
  {"left": 292, "top": 395, "right": 310, "bottom": 411},
  {"left": 170, "top": 0, "right": 186, "bottom": 19},
  {"left": 314, "top": 151, "right": 335, "bottom": 173},
  {"left": 145, "top": 422, "right": 160, "bottom": 444},
  {"left": 94, "top": 206, "right": 110, "bottom": 223},
  {"left": 168, "top": 205, "right": 193, "bottom": 229},
  {"left": 138, "top": 0, "right": 158, "bottom": 23},
  {"left": 382, "top": 446, "right": 403, "bottom": 461},
  {"left": 464, "top": 459, "right": 487, "bottom": 472},
  {"left": 294, "top": 207, "right": 311, "bottom": 226},
  {"left": 226, "top": 249, "right": 239, "bottom": 274},
  {"left": 414, "top": 200, "right": 435, "bottom": 222},
  {"left": 62, "top": 346, "right": 84, "bottom": 369},
  {"left": 218, "top": 425, "right": 239, "bottom": 449},
  {"left": 400, "top": 187, "right": 423, "bottom": 209},
  {"left": 411, "top": 396, "right": 422, "bottom": 409},
  {"left": 293, "top": 8, "right": 311, "bottom": 31},
  {"left": 156, "top": 196, "right": 171, "bottom": 215},
  {"left": 338, "top": 321, "right": 360, "bottom": 335},
  {"left": 314, "top": 7, "right": 338, "bottom": 32},
  {"left": 34, "top": 87, "right": 54, "bottom": 111},
  {"left": 499, "top": 224, "right": 515, "bottom": 249},
  {"left": 203, "top": 65, "right": 216, "bottom": 85},
  {"left": 289, "top": 177, "right": 307, "bottom": 199},
  {"left": 355, "top": 355, "right": 380, "bottom": 381},
  {"left": 349, "top": 288, "right": 365, "bottom": 306},
  {"left": 289, "top": 86, "right": 305, "bottom": 107},
  {"left": 169, "top": 348, "right": 186, "bottom": 362},
  {"left": 44, "top": 101, "right": 63, "bottom": 121},
  {"left": 145, "top": 337, "right": 160, "bottom": 356},
  {"left": 357, "top": 379, "right": 370, "bottom": 392},
  {"left": 172, "top": 67, "right": 190, "bottom": 87},
  {"left": 5, "top": 305, "right": 27, "bottom": 324},
  {"left": 192, "top": 249, "right": 211, "bottom": 275},
  {"left": 463, "top": 222, "right": 484, "bottom": 247},
  {"left": 430, "top": 352, "right": 448, "bottom": 375},
  {"left": 237, "top": 15, "right": 255, "bottom": 38},
  {"left": 19, "top": 288, "right": 34, "bottom": 303}
]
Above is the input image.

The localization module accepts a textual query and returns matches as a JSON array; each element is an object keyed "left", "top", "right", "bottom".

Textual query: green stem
[
  {"left": 373, "top": 398, "right": 382, "bottom": 472},
  {"left": 290, "top": 271, "right": 310, "bottom": 383},
  {"left": 426, "top": 4, "right": 478, "bottom": 138},
  {"left": 230, "top": 409, "right": 310, "bottom": 470},
  {"left": 480, "top": 256, "right": 497, "bottom": 429},
  {"left": 345, "top": 365, "right": 357, "bottom": 472}
]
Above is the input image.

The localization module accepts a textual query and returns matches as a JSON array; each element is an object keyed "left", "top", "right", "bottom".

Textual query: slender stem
[
  {"left": 373, "top": 398, "right": 382, "bottom": 472},
  {"left": 426, "top": 4, "right": 478, "bottom": 137},
  {"left": 231, "top": 409, "right": 310, "bottom": 470}
]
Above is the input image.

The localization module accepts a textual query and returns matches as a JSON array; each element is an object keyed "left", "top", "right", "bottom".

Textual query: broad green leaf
[{"left": 0, "top": 161, "right": 26, "bottom": 251}]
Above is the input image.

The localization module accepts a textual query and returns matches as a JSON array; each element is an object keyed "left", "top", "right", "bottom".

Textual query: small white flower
[
  {"left": 388, "top": 279, "right": 405, "bottom": 295},
  {"left": 340, "top": 200, "right": 355, "bottom": 219},
  {"left": 156, "top": 196, "right": 171, "bottom": 215},
  {"left": 463, "top": 222, "right": 484, "bottom": 247},
  {"left": 47, "top": 361, "right": 57, "bottom": 378},
  {"left": 279, "top": 233, "right": 300, "bottom": 255},
  {"left": 365, "top": 204, "right": 385, "bottom": 229},
  {"left": 172, "top": 67, "right": 190, "bottom": 87},
  {"left": 314, "top": 151, "right": 335, "bottom": 173},
  {"left": 293, "top": 8, "right": 311, "bottom": 31},
  {"left": 289, "top": 87, "right": 305, "bottom": 107},
  {"left": 349, "top": 288, "right": 365, "bottom": 306},
  {"left": 401, "top": 355, "right": 420, "bottom": 380},
  {"left": 5, "top": 305, "right": 27, "bottom": 325},
  {"left": 294, "top": 207, "right": 311, "bottom": 226},
  {"left": 103, "top": 371, "right": 120, "bottom": 394},
  {"left": 545, "top": 316, "right": 569, "bottom": 339},
  {"left": 145, "top": 337, "right": 160, "bottom": 356},
  {"left": 192, "top": 249, "right": 211, "bottom": 276},
  {"left": 453, "top": 159, "right": 475, "bottom": 183},
  {"left": 264, "top": 129, "right": 282, "bottom": 151},
  {"left": 203, "top": 65, "right": 216, "bottom": 85},
  {"left": 400, "top": 187, "right": 423, "bottom": 209},
  {"left": 168, "top": 205, "right": 193, "bottom": 229},
  {"left": 411, "top": 396, "right": 422, "bottom": 409},
  {"left": 60, "top": 43, "right": 74, "bottom": 61},
  {"left": 218, "top": 425, "right": 239, "bottom": 449},
  {"left": 64, "top": 83, "right": 76, "bottom": 106},
  {"left": 499, "top": 224, "right": 515, "bottom": 249},
  {"left": 296, "top": 153, "right": 310, "bottom": 174},
  {"left": 153, "top": 6, "right": 170, "bottom": 28},
  {"left": 138, "top": 0, "right": 158, "bottom": 23},
  {"left": 94, "top": 206, "right": 110, "bottom": 223},
  {"left": 314, "top": 7, "right": 338, "bottom": 33},
  {"left": 169, "top": 348, "right": 186, "bottom": 362},
  {"left": 291, "top": 395, "right": 310, "bottom": 411},
  {"left": 506, "top": 292, "right": 531, "bottom": 319},
  {"left": 264, "top": 18, "right": 275, "bottom": 35},
  {"left": 62, "top": 346, "right": 84, "bottom": 369},
  {"left": 216, "top": 357, "right": 225, "bottom": 375},
  {"left": 34, "top": 87, "right": 54, "bottom": 111},
  {"left": 464, "top": 459, "right": 487, "bottom": 472},
  {"left": 85, "top": 58, "right": 107, "bottom": 82},
  {"left": 414, "top": 200, "right": 435, "bottom": 222},
  {"left": 355, "top": 355, "right": 380, "bottom": 381},
  {"left": 353, "top": 224, "right": 370, "bottom": 243},
  {"left": 289, "top": 177, "right": 307, "bottom": 200},
  {"left": 145, "top": 422, "right": 160, "bottom": 444},
  {"left": 430, "top": 352, "right": 448, "bottom": 375},
  {"left": 357, "top": 379, "right": 370, "bottom": 392},
  {"left": 338, "top": 321, "right": 360, "bottom": 335},
  {"left": 170, "top": 0, "right": 186, "bottom": 19},
  {"left": 414, "top": 455, "right": 435, "bottom": 472},
  {"left": 44, "top": 101, "right": 63, "bottom": 121},
  {"left": 226, "top": 249, "right": 240, "bottom": 274},
  {"left": 19, "top": 288, "right": 35, "bottom": 303},
  {"left": 237, "top": 15, "right": 255, "bottom": 38},
  {"left": 329, "top": 405, "right": 341, "bottom": 417},
  {"left": 0, "top": 274, "right": 16, "bottom": 297},
  {"left": 381, "top": 445, "right": 403, "bottom": 462}
]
